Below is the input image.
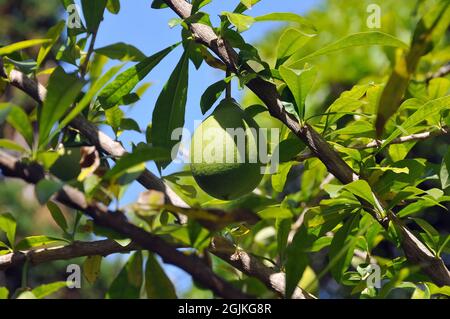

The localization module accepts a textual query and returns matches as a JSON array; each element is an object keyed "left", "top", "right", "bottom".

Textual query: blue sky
[{"left": 78, "top": 0, "right": 320, "bottom": 294}]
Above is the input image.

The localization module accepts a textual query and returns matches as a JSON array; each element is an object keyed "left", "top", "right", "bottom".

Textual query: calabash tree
[{"left": 0, "top": 0, "right": 449, "bottom": 299}]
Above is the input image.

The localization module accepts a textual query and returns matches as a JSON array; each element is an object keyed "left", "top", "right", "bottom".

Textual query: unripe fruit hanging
[{"left": 190, "top": 98, "right": 265, "bottom": 200}]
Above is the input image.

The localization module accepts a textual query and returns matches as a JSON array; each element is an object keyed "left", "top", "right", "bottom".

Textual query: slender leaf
[
  {"left": 15, "top": 236, "right": 67, "bottom": 250},
  {"left": 0, "top": 213, "right": 16, "bottom": 248},
  {"left": 95, "top": 43, "right": 146, "bottom": 62},
  {"left": 32, "top": 281, "right": 67, "bottom": 299},
  {"left": 0, "top": 39, "right": 51, "bottom": 56},
  {"left": 47, "top": 201, "right": 68, "bottom": 233},
  {"left": 145, "top": 253, "right": 177, "bottom": 299},
  {"left": 98, "top": 43, "right": 177, "bottom": 109},
  {"left": 38, "top": 67, "right": 84, "bottom": 147},
  {"left": 200, "top": 78, "right": 229, "bottom": 114},
  {"left": 107, "top": 251, "right": 143, "bottom": 299},
  {"left": 151, "top": 51, "right": 189, "bottom": 168},
  {"left": 37, "top": 21, "right": 65, "bottom": 67},
  {"left": 288, "top": 31, "right": 408, "bottom": 68},
  {"left": 104, "top": 145, "right": 171, "bottom": 181},
  {"left": 441, "top": 148, "right": 450, "bottom": 189},
  {"left": 81, "top": 0, "right": 107, "bottom": 32}
]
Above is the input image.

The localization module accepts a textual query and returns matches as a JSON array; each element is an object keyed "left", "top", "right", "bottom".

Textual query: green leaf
[
  {"left": 276, "top": 28, "right": 315, "bottom": 65},
  {"left": 81, "top": 0, "right": 107, "bottom": 32},
  {"left": 0, "top": 287, "right": 8, "bottom": 299},
  {"left": 0, "top": 39, "right": 52, "bottom": 56},
  {"left": 285, "top": 226, "right": 309, "bottom": 298},
  {"left": 37, "top": 21, "right": 65, "bottom": 67},
  {"left": 56, "top": 64, "right": 123, "bottom": 134},
  {"left": 5, "top": 104, "right": 33, "bottom": 146},
  {"left": 276, "top": 218, "right": 292, "bottom": 262},
  {"left": 38, "top": 67, "right": 84, "bottom": 147},
  {"left": 233, "top": 0, "right": 260, "bottom": 14},
  {"left": 95, "top": 43, "right": 146, "bottom": 62},
  {"left": 151, "top": 0, "right": 168, "bottom": 9},
  {"left": 279, "top": 65, "right": 316, "bottom": 119},
  {"left": 382, "top": 96, "right": 450, "bottom": 148},
  {"left": 411, "top": 217, "right": 440, "bottom": 253},
  {"left": 0, "top": 213, "right": 16, "bottom": 248},
  {"left": 222, "top": 12, "right": 255, "bottom": 33},
  {"left": 344, "top": 180, "right": 376, "bottom": 206},
  {"left": 47, "top": 201, "right": 68, "bottom": 233},
  {"left": 255, "top": 12, "right": 316, "bottom": 33},
  {"left": 145, "top": 253, "right": 177, "bottom": 299},
  {"left": 0, "top": 139, "right": 28, "bottom": 153},
  {"left": 107, "top": 251, "right": 143, "bottom": 299},
  {"left": 151, "top": 51, "right": 189, "bottom": 168},
  {"left": 192, "top": 0, "right": 212, "bottom": 13},
  {"left": 106, "top": 0, "right": 120, "bottom": 14},
  {"left": 257, "top": 206, "right": 292, "bottom": 219},
  {"left": 329, "top": 215, "right": 359, "bottom": 282},
  {"left": 83, "top": 255, "right": 103, "bottom": 284},
  {"left": 440, "top": 148, "right": 450, "bottom": 189},
  {"left": 104, "top": 145, "right": 171, "bottom": 181},
  {"left": 200, "top": 78, "right": 230, "bottom": 114},
  {"left": 271, "top": 162, "right": 293, "bottom": 192},
  {"left": 31, "top": 281, "right": 67, "bottom": 299},
  {"left": 0, "top": 103, "right": 12, "bottom": 124},
  {"left": 98, "top": 43, "right": 177, "bottom": 109},
  {"left": 15, "top": 236, "right": 67, "bottom": 250},
  {"left": 288, "top": 31, "right": 408, "bottom": 68},
  {"left": 35, "top": 180, "right": 63, "bottom": 205}
]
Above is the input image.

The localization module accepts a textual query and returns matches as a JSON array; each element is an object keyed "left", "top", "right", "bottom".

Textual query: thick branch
[
  {"left": 0, "top": 150, "right": 251, "bottom": 299},
  {"left": 0, "top": 239, "right": 138, "bottom": 271},
  {"left": 161, "top": 0, "right": 450, "bottom": 286}
]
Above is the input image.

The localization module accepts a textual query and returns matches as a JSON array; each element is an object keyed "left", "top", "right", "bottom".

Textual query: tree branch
[
  {"left": 0, "top": 150, "right": 251, "bottom": 299},
  {"left": 0, "top": 240, "right": 138, "bottom": 271},
  {"left": 0, "top": 62, "right": 312, "bottom": 298},
  {"left": 161, "top": 0, "right": 450, "bottom": 286},
  {"left": 210, "top": 237, "right": 316, "bottom": 299}
]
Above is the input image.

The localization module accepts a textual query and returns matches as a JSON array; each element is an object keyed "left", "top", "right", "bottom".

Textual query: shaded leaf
[
  {"left": 83, "top": 255, "right": 103, "bottom": 284},
  {"left": 47, "top": 201, "right": 68, "bottom": 233},
  {"left": 151, "top": 51, "right": 189, "bottom": 168},
  {"left": 145, "top": 253, "right": 177, "bottom": 299},
  {"left": 38, "top": 67, "right": 84, "bottom": 147},
  {"left": 95, "top": 42, "right": 146, "bottom": 62},
  {"left": 107, "top": 251, "right": 143, "bottom": 299},
  {"left": 32, "top": 281, "right": 67, "bottom": 299},
  {"left": 0, "top": 213, "right": 16, "bottom": 248},
  {"left": 81, "top": 0, "right": 107, "bottom": 32},
  {"left": 35, "top": 180, "right": 63, "bottom": 205}
]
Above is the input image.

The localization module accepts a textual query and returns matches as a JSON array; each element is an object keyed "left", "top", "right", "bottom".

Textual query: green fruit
[{"left": 190, "top": 99, "right": 264, "bottom": 200}]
